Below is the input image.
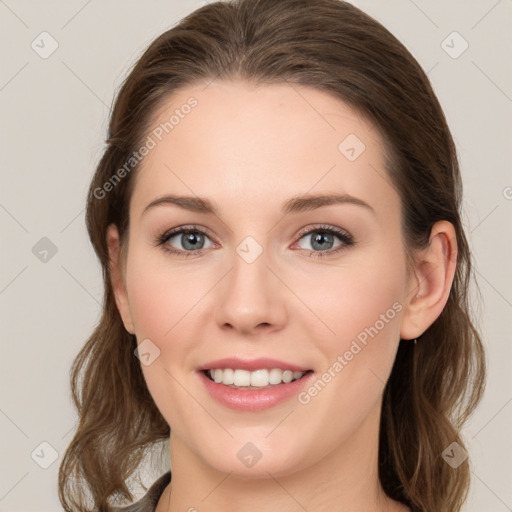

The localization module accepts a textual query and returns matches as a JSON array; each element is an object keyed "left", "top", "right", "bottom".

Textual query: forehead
[{"left": 131, "top": 80, "right": 396, "bottom": 219}]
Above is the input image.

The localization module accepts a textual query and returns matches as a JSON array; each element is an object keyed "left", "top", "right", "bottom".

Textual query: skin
[{"left": 107, "top": 80, "right": 457, "bottom": 512}]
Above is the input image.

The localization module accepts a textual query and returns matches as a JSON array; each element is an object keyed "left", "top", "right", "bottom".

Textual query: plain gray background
[{"left": 0, "top": 0, "right": 511, "bottom": 510}]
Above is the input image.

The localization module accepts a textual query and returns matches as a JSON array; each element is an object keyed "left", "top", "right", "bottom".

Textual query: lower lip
[{"left": 197, "top": 370, "right": 315, "bottom": 412}]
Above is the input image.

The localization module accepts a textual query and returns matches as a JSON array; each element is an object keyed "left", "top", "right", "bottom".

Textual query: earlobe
[
  {"left": 400, "top": 221, "right": 458, "bottom": 340},
  {"left": 106, "top": 224, "right": 135, "bottom": 335}
]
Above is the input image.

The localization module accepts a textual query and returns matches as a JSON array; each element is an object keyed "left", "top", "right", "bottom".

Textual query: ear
[
  {"left": 106, "top": 224, "right": 135, "bottom": 335},
  {"left": 400, "top": 220, "right": 458, "bottom": 340}
]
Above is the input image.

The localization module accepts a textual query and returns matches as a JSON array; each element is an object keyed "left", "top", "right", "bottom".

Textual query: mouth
[
  {"left": 197, "top": 365, "right": 316, "bottom": 411},
  {"left": 201, "top": 368, "right": 314, "bottom": 389}
]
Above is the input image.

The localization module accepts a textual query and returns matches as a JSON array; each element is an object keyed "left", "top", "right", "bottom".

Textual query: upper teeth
[{"left": 208, "top": 368, "right": 305, "bottom": 387}]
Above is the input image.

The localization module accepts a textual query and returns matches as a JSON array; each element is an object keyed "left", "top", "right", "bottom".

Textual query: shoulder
[{"left": 111, "top": 471, "right": 172, "bottom": 512}]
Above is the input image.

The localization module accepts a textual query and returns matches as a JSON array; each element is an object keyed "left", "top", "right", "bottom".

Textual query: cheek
[
  {"left": 291, "top": 249, "right": 406, "bottom": 449},
  {"left": 125, "top": 245, "right": 203, "bottom": 340},
  {"left": 306, "top": 245, "right": 406, "bottom": 354},
  {"left": 124, "top": 247, "right": 200, "bottom": 426}
]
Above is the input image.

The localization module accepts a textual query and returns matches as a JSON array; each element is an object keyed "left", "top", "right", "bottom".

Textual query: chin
[{"left": 198, "top": 439, "right": 308, "bottom": 480}]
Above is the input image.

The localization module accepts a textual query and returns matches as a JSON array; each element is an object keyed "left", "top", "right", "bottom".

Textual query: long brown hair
[{"left": 58, "top": 0, "right": 486, "bottom": 510}]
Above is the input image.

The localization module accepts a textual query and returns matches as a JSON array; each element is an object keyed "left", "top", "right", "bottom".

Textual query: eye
[
  {"left": 155, "top": 224, "right": 355, "bottom": 259},
  {"left": 155, "top": 225, "right": 215, "bottom": 257},
  {"left": 294, "top": 225, "right": 354, "bottom": 259}
]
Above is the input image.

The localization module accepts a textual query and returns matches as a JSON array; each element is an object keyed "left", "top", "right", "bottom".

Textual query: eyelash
[{"left": 154, "top": 224, "right": 355, "bottom": 259}]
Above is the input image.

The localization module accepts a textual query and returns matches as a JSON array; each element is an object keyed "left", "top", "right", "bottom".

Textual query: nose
[{"left": 214, "top": 246, "right": 288, "bottom": 336}]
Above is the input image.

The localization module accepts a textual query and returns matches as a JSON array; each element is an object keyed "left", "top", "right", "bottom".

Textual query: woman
[{"left": 58, "top": 0, "right": 486, "bottom": 511}]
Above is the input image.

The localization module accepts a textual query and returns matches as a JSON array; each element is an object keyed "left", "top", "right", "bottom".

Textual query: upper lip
[{"left": 197, "top": 357, "right": 311, "bottom": 372}]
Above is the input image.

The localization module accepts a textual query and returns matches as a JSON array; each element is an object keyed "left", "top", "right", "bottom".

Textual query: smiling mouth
[{"left": 202, "top": 368, "right": 314, "bottom": 389}]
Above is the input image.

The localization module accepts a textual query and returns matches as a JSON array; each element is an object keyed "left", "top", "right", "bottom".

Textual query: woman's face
[{"left": 111, "top": 80, "right": 418, "bottom": 478}]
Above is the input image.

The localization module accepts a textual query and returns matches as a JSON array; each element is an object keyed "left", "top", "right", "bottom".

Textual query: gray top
[{"left": 112, "top": 471, "right": 171, "bottom": 512}]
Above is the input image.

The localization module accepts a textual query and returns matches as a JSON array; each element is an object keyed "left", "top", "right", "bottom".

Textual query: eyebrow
[{"left": 141, "top": 192, "right": 376, "bottom": 217}]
